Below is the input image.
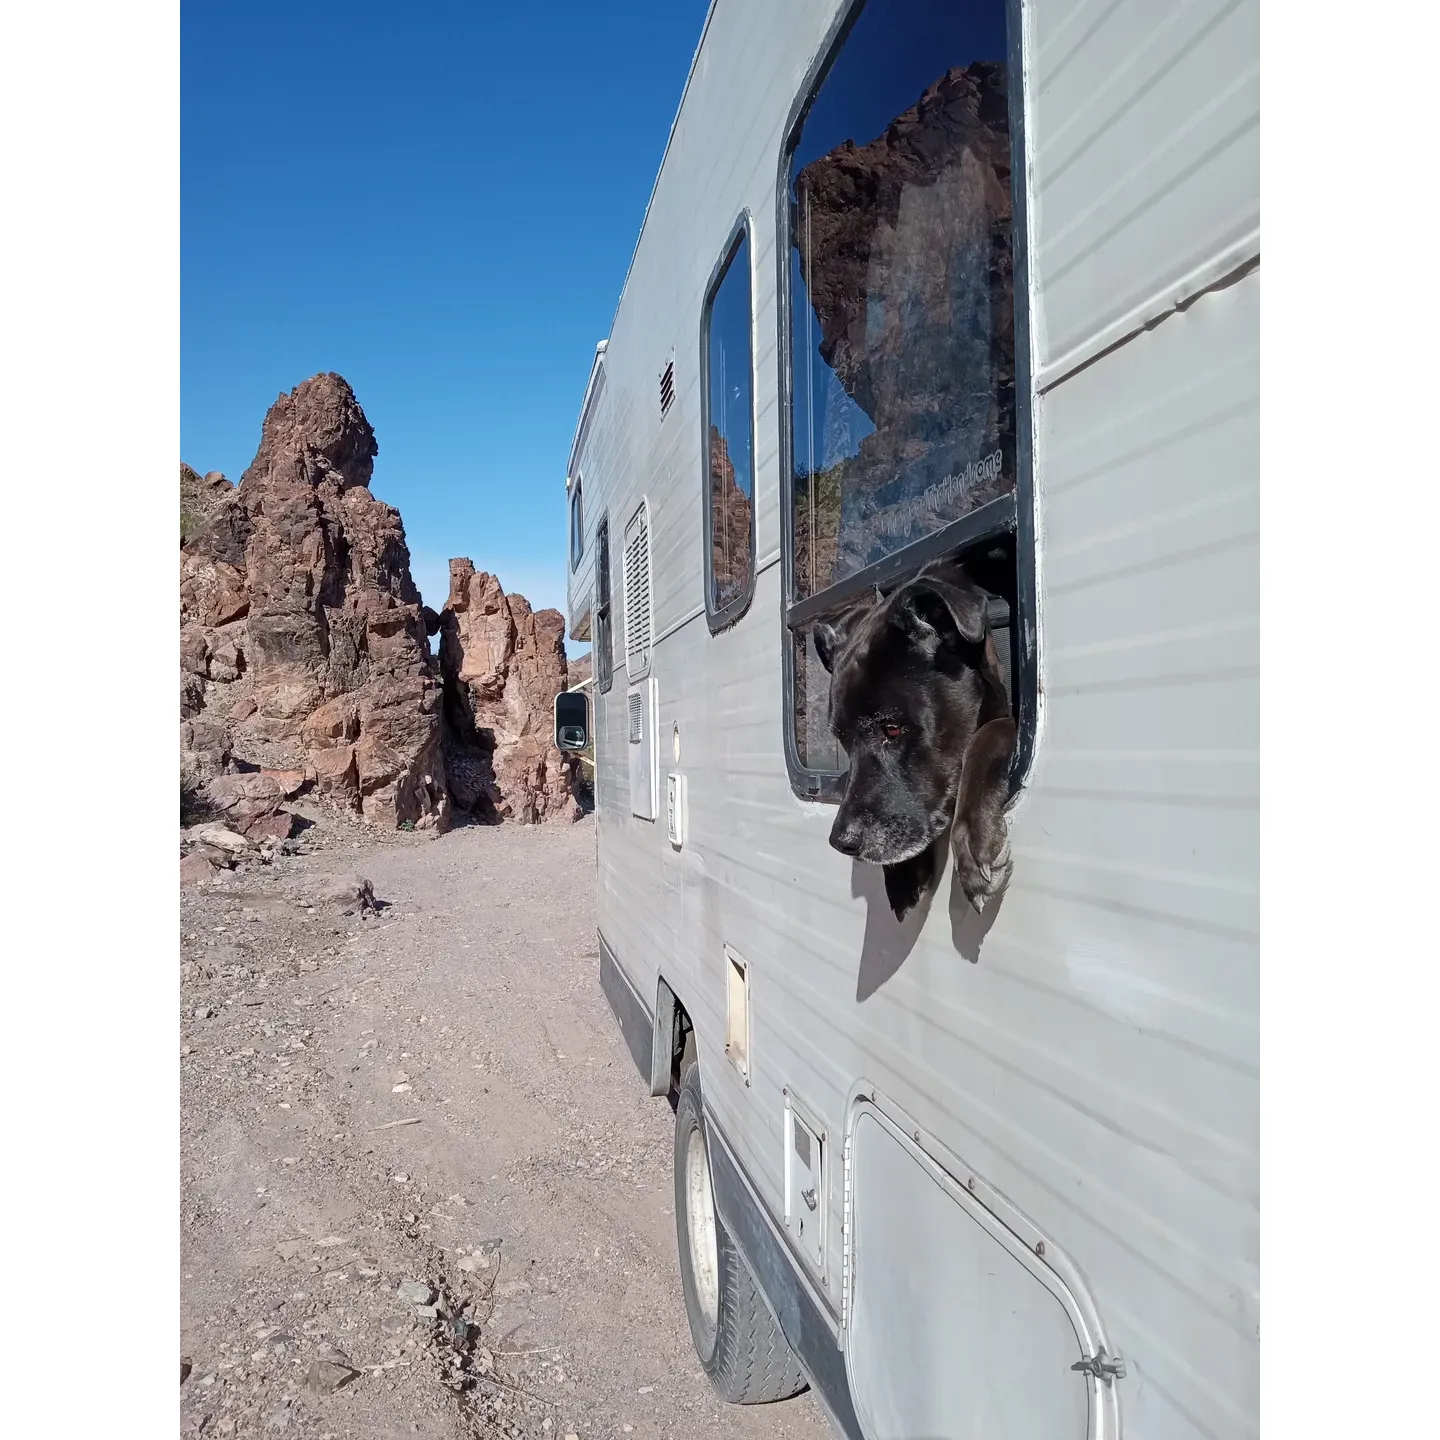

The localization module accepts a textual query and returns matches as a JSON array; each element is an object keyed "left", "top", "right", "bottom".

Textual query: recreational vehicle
[{"left": 560, "top": 2, "right": 1258, "bottom": 1436}]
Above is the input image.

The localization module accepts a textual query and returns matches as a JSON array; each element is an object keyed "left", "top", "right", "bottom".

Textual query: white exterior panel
[
  {"left": 1028, "top": 0, "right": 1259, "bottom": 388},
  {"left": 567, "top": 4, "right": 1258, "bottom": 1438}
]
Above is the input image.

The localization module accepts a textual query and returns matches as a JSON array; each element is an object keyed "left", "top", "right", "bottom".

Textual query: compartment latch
[{"left": 1071, "top": 1349, "right": 1126, "bottom": 1385}]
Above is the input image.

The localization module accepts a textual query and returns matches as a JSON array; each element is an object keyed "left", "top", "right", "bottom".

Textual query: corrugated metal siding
[
  {"left": 1028, "top": 0, "right": 1260, "bottom": 387},
  {"left": 1014, "top": 270, "right": 1259, "bottom": 1440},
  {"left": 573, "top": 3, "right": 1258, "bottom": 1439}
]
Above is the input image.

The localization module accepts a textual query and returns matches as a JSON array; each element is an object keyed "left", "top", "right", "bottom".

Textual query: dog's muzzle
[
  {"left": 829, "top": 805, "right": 943, "bottom": 865},
  {"left": 829, "top": 812, "right": 866, "bottom": 858}
]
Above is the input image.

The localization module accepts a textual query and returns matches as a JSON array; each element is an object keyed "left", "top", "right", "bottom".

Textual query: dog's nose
[{"left": 830, "top": 817, "right": 864, "bottom": 857}]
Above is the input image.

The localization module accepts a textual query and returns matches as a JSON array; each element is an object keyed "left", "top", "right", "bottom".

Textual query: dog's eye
[{"left": 882, "top": 723, "right": 904, "bottom": 740}]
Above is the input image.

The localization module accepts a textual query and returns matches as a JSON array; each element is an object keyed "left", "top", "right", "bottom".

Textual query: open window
[
  {"left": 594, "top": 515, "right": 613, "bottom": 693},
  {"left": 701, "top": 218, "right": 757, "bottom": 630},
  {"left": 778, "top": 0, "right": 1036, "bottom": 799}
]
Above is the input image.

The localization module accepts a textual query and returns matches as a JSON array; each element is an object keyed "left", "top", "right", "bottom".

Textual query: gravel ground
[{"left": 179, "top": 811, "right": 833, "bottom": 1440}]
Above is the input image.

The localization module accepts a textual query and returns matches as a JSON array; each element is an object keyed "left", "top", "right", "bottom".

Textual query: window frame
[
  {"left": 569, "top": 475, "right": 585, "bottom": 571},
  {"left": 594, "top": 513, "right": 613, "bottom": 694},
  {"left": 699, "top": 211, "right": 759, "bottom": 634},
  {"left": 774, "top": 0, "right": 1039, "bottom": 803}
]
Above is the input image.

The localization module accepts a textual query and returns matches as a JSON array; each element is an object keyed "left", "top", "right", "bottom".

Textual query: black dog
[{"left": 813, "top": 559, "right": 1016, "bottom": 920}]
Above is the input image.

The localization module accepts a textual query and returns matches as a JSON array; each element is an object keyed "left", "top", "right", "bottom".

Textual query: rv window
[
  {"left": 569, "top": 478, "right": 584, "bottom": 570},
  {"left": 701, "top": 221, "right": 756, "bottom": 629},
  {"left": 779, "top": 0, "right": 1035, "bottom": 799},
  {"left": 594, "top": 516, "right": 613, "bottom": 694}
]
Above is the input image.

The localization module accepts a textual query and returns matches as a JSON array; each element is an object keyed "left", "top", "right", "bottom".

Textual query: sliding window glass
[{"left": 702, "top": 222, "right": 757, "bottom": 629}]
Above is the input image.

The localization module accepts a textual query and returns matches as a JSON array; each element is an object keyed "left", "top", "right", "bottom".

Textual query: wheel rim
[{"left": 684, "top": 1119, "right": 720, "bottom": 1341}]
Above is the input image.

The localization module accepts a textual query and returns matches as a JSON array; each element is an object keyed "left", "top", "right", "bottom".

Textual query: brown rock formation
[
  {"left": 180, "top": 716, "right": 232, "bottom": 782},
  {"left": 179, "top": 373, "right": 448, "bottom": 830},
  {"left": 180, "top": 468, "right": 252, "bottom": 730},
  {"left": 439, "top": 562, "right": 579, "bottom": 824},
  {"left": 181, "top": 464, "right": 236, "bottom": 546},
  {"left": 566, "top": 652, "right": 593, "bottom": 689}
]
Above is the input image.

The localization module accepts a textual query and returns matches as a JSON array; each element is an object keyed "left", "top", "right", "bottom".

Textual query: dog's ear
[
  {"left": 813, "top": 618, "right": 845, "bottom": 674},
  {"left": 812, "top": 590, "right": 881, "bottom": 674},
  {"left": 892, "top": 568, "right": 990, "bottom": 656}
]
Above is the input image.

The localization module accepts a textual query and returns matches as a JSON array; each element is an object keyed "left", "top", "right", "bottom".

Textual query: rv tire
[{"left": 672, "top": 1060, "right": 808, "bottom": 1404}]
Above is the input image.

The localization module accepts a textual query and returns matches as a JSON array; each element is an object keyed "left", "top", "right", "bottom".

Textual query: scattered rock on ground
[
  {"left": 242, "top": 810, "right": 297, "bottom": 844},
  {"left": 201, "top": 773, "right": 299, "bottom": 839},
  {"left": 180, "top": 853, "right": 218, "bottom": 888},
  {"left": 180, "top": 805, "right": 829, "bottom": 1440},
  {"left": 323, "top": 874, "right": 377, "bottom": 915},
  {"left": 194, "top": 824, "right": 250, "bottom": 855},
  {"left": 303, "top": 1359, "right": 358, "bottom": 1395}
]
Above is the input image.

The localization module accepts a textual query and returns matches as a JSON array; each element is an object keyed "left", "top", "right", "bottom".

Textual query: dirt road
[{"left": 180, "top": 813, "right": 833, "bottom": 1440}]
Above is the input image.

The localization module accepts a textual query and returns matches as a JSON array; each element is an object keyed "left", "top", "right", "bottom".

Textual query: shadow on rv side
[{"left": 852, "top": 846, "right": 1007, "bottom": 1001}]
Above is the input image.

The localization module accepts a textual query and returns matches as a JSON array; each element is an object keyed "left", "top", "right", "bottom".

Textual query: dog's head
[{"left": 815, "top": 561, "right": 1007, "bottom": 866}]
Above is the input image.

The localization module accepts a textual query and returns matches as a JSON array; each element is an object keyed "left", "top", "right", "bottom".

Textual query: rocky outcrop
[
  {"left": 566, "top": 652, "right": 593, "bottom": 689},
  {"left": 180, "top": 716, "right": 232, "bottom": 783},
  {"left": 180, "top": 467, "right": 252, "bottom": 725},
  {"left": 180, "top": 373, "right": 448, "bottom": 831},
  {"left": 439, "top": 562, "right": 579, "bottom": 824},
  {"left": 181, "top": 464, "right": 236, "bottom": 547},
  {"left": 180, "top": 374, "right": 581, "bottom": 833},
  {"left": 791, "top": 61, "right": 1015, "bottom": 589}
]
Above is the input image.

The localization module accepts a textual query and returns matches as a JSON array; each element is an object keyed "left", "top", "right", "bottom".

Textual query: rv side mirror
[{"left": 554, "top": 689, "right": 589, "bottom": 752}]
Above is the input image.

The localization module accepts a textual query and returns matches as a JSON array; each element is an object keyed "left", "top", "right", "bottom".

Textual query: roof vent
[{"left": 659, "top": 360, "right": 675, "bottom": 417}]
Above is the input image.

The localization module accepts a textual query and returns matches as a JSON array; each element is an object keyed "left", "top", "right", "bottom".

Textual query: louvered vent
[
  {"left": 659, "top": 360, "right": 675, "bottom": 416},
  {"left": 623, "top": 501, "right": 653, "bottom": 676},
  {"left": 628, "top": 691, "right": 644, "bottom": 744}
]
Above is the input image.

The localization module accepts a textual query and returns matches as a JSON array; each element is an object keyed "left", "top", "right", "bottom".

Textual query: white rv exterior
[{"left": 565, "top": 3, "right": 1258, "bottom": 1438}]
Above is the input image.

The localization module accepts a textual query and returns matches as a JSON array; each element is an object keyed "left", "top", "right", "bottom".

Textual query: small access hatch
[
  {"left": 784, "top": 1094, "right": 826, "bottom": 1275},
  {"left": 845, "top": 1103, "right": 1096, "bottom": 1440},
  {"left": 627, "top": 679, "right": 656, "bottom": 820}
]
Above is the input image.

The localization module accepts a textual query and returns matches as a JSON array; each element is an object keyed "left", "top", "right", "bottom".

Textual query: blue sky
[{"left": 182, "top": 0, "right": 708, "bottom": 629}]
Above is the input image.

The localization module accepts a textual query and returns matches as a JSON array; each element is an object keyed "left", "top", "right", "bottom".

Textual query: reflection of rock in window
[
  {"left": 709, "top": 427, "right": 753, "bottom": 609},
  {"left": 705, "top": 226, "right": 756, "bottom": 621},
  {"left": 791, "top": 61, "right": 1016, "bottom": 597}
]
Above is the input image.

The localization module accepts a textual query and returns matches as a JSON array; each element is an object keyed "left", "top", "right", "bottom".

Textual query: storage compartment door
[
  {"left": 627, "top": 679, "right": 656, "bottom": 820},
  {"left": 846, "top": 1106, "right": 1091, "bottom": 1440}
]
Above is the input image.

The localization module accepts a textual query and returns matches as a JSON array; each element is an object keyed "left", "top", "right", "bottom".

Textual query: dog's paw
[
  {"left": 953, "top": 825, "right": 1012, "bottom": 914},
  {"left": 981, "top": 835, "right": 1011, "bottom": 884},
  {"left": 951, "top": 716, "right": 1017, "bottom": 914}
]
